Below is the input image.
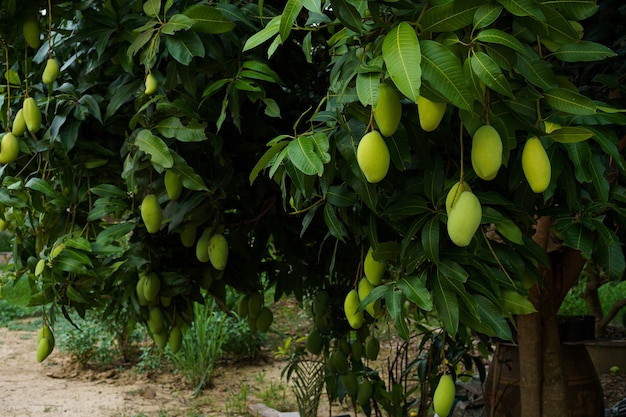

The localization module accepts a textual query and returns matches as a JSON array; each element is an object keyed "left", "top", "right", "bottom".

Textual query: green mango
[
  {"left": 164, "top": 170, "right": 183, "bottom": 200},
  {"left": 140, "top": 194, "right": 162, "bottom": 234},
  {"left": 417, "top": 96, "right": 446, "bottom": 132},
  {"left": 22, "top": 97, "right": 41, "bottom": 134},
  {"left": 208, "top": 233, "right": 229, "bottom": 270},
  {"left": 433, "top": 374, "right": 456, "bottom": 417},
  {"left": 471, "top": 125, "right": 502, "bottom": 181},
  {"left": 522, "top": 136, "right": 551, "bottom": 193},
  {"left": 0, "top": 133, "right": 20, "bottom": 164},
  {"left": 344, "top": 289, "right": 364, "bottom": 330},
  {"left": 364, "top": 246, "right": 385, "bottom": 286},
  {"left": 357, "top": 131, "right": 390, "bottom": 183},
  {"left": 447, "top": 191, "right": 482, "bottom": 247},
  {"left": 42, "top": 58, "right": 60, "bottom": 84},
  {"left": 374, "top": 82, "right": 402, "bottom": 137}
]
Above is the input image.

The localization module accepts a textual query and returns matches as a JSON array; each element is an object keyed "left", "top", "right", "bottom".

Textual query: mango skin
[
  {"left": 22, "top": 97, "right": 42, "bottom": 134},
  {"left": 344, "top": 289, "right": 364, "bottom": 329},
  {"left": 417, "top": 96, "right": 446, "bottom": 132},
  {"left": 42, "top": 58, "right": 60, "bottom": 84},
  {"left": 196, "top": 228, "right": 212, "bottom": 262},
  {"left": 374, "top": 83, "right": 402, "bottom": 137},
  {"left": 447, "top": 191, "right": 482, "bottom": 247},
  {"left": 179, "top": 224, "right": 197, "bottom": 248},
  {"left": 23, "top": 15, "right": 40, "bottom": 49},
  {"left": 522, "top": 137, "right": 551, "bottom": 193},
  {"left": 357, "top": 130, "right": 390, "bottom": 183},
  {"left": 144, "top": 73, "right": 158, "bottom": 95},
  {"left": 358, "top": 277, "right": 381, "bottom": 318},
  {"left": 0, "top": 133, "right": 20, "bottom": 164},
  {"left": 306, "top": 329, "right": 323, "bottom": 355},
  {"left": 364, "top": 246, "right": 385, "bottom": 286},
  {"left": 143, "top": 272, "right": 161, "bottom": 302},
  {"left": 164, "top": 170, "right": 183, "bottom": 200},
  {"left": 471, "top": 125, "right": 502, "bottom": 181},
  {"left": 208, "top": 233, "right": 229, "bottom": 270},
  {"left": 36, "top": 337, "right": 50, "bottom": 362},
  {"left": 12, "top": 109, "right": 27, "bottom": 136},
  {"left": 255, "top": 306, "right": 273, "bottom": 332},
  {"left": 445, "top": 181, "right": 471, "bottom": 215},
  {"left": 433, "top": 374, "right": 456, "bottom": 417},
  {"left": 168, "top": 326, "right": 182, "bottom": 353},
  {"left": 140, "top": 194, "right": 162, "bottom": 234}
]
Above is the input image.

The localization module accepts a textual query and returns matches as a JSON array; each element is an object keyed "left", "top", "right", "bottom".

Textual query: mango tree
[{"left": 0, "top": 1, "right": 625, "bottom": 417}]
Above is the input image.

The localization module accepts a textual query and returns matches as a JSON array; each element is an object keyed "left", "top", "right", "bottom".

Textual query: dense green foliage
[{"left": 1, "top": 0, "right": 626, "bottom": 413}]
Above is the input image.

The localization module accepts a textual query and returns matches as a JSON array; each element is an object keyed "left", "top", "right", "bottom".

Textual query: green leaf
[
  {"left": 309, "top": 131, "right": 331, "bottom": 163},
  {"left": 323, "top": 203, "right": 347, "bottom": 241},
  {"left": 326, "top": 184, "right": 357, "bottom": 207},
  {"left": 590, "top": 153, "right": 609, "bottom": 202},
  {"left": 382, "top": 22, "right": 421, "bottom": 103},
  {"left": 143, "top": 0, "right": 161, "bottom": 18},
  {"left": 242, "top": 15, "right": 281, "bottom": 51},
  {"left": 301, "top": 0, "right": 322, "bottom": 15},
  {"left": 421, "top": 216, "right": 440, "bottom": 264},
  {"left": 502, "top": 290, "right": 537, "bottom": 314},
  {"left": 470, "top": 51, "right": 514, "bottom": 97},
  {"left": 249, "top": 141, "right": 289, "bottom": 184},
  {"left": 331, "top": 0, "right": 363, "bottom": 33},
  {"left": 434, "top": 278, "right": 459, "bottom": 336},
  {"left": 135, "top": 129, "right": 174, "bottom": 168},
  {"left": 549, "top": 126, "right": 594, "bottom": 143},
  {"left": 497, "top": 0, "right": 545, "bottom": 19},
  {"left": 475, "top": 28, "right": 530, "bottom": 56},
  {"left": 515, "top": 46, "right": 559, "bottom": 90},
  {"left": 438, "top": 261, "right": 469, "bottom": 283},
  {"left": 25, "top": 178, "right": 57, "bottom": 198},
  {"left": 55, "top": 249, "right": 92, "bottom": 274},
  {"left": 495, "top": 219, "right": 524, "bottom": 244},
  {"left": 422, "top": 0, "right": 482, "bottom": 33},
  {"left": 87, "top": 197, "right": 127, "bottom": 221},
  {"left": 89, "top": 184, "right": 128, "bottom": 199},
  {"left": 77, "top": 95, "right": 102, "bottom": 124},
  {"left": 385, "top": 288, "right": 410, "bottom": 341},
  {"left": 154, "top": 117, "right": 207, "bottom": 142},
  {"left": 540, "top": 0, "right": 598, "bottom": 20},
  {"left": 544, "top": 88, "right": 596, "bottom": 115},
  {"left": 280, "top": 0, "right": 303, "bottom": 43},
  {"left": 551, "top": 41, "right": 617, "bottom": 62},
  {"left": 420, "top": 40, "right": 472, "bottom": 110},
  {"left": 287, "top": 136, "right": 324, "bottom": 176},
  {"left": 182, "top": 4, "right": 235, "bottom": 34},
  {"left": 95, "top": 222, "right": 136, "bottom": 246},
  {"left": 161, "top": 14, "right": 193, "bottom": 35},
  {"left": 164, "top": 31, "right": 205, "bottom": 65},
  {"left": 397, "top": 274, "right": 433, "bottom": 311},
  {"left": 170, "top": 151, "right": 209, "bottom": 191},
  {"left": 473, "top": 3, "right": 503, "bottom": 29},
  {"left": 475, "top": 294, "right": 513, "bottom": 340},
  {"left": 356, "top": 72, "right": 379, "bottom": 107},
  {"left": 595, "top": 227, "right": 626, "bottom": 282}
]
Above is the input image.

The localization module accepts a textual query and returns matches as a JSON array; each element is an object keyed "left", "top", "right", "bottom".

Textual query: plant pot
[
  {"left": 558, "top": 315, "right": 596, "bottom": 342},
  {"left": 484, "top": 342, "right": 605, "bottom": 417},
  {"left": 584, "top": 339, "right": 626, "bottom": 375}
]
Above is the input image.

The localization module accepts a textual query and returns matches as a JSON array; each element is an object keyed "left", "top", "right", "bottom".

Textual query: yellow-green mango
[
  {"left": 37, "top": 325, "right": 55, "bottom": 352},
  {"left": 179, "top": 224, "right": 197, "bottom": 248},
  {"left": 330, "top": 349, "right": 349, "bottom": 374},
  {"left": 358, "top": 277, "right": 381, "bottom": 318},
  {"left": 140, "top": 193, "right": 162, "bottom": 233},
  {"left": 208, "top": 233, "right": 229, "bottom": 270},
  {"left": 164, "top": 170, "right": 183, "bottom": 200},
  {"left": 417, "top": 96, "right": 446, "bottom": 132},
  {"left": 153, "top": 330, "right": 168, "bottom": 350},
  {"left": 136, "top": 275, "right": 148, "bottom": 306},
  {"left": 357, "top": 130, "right": 390, "bottom": 183},
  {"left": 23, "top": 15, "right": 40, "bottom": 49},
  {"left": 471, "top": 125, "right": 502, "bottom": 181},
  {"left": 22, "top": 97, "right": 41, "bottom": 134},
  {"left": 144, "top": 73, "right": 158, "bottom": 95},
  {"left": 374, "top": 83, "right": 402, "bottom": 137},
  {"left": 342, "top": 372, "right": 358, "bottom": 398},
  {"left": 447, "top": 191, "right": 482, "bottom": 247},
  {"left": 344, "top": 289, "right": 364, "bottom": 330},
  {"left": 357, "top": 379, "right": 374, "bottom": 406},
  {"left": 544, "top": 121, "right": 561, "bottom": 134},
  {"left": 248, "top": 292, "right": 264, "bottom": 318},
  {"left": 168, "top": 326, "right": 182, "bottom": 353},
  {"left": 445, "top": 181, "right": 471, "bottom": 215},
  {"left": 255, "top": 306, "right": 273, "bottom": 333},
  {"left": 36, "top": 337, "right": 50, "bottom": 362},
  {"left": 306, "top": 329, "right": 323, "bottom": 355},
  {"left": 433, "top": 374, "right": 456, "bottom": 417},
  {"left": 521, "top": 136, "right": 551, "bottom": 193},
  {"left": 0, "top": 133, "right": 20, "bottom": 164},
  {"left": 195, "top": 228, "right": 212, "bottom": 262},
  {"left": 364, "top": 246, "right": 385, "bottom": 286},
  {"left": 148, "top": 307, "right": 165, "bottom": 334},
  {"left": 365, "top": 336, "right": 380, "bottom": 361},
  {"left": 12, "top": 109, "right": 26, "bottom": 136},
  {"left": 238, "top": 294, "right": 250, "bottom": 318},
  {"left": 35, "top": 259, "right": 45, "bottom": 276},
  {"left": 42, "top": 58, "right": 60, "bottom": 84},
  {"left": 143, "top": 272, "right": 161, "bottom": 302}
]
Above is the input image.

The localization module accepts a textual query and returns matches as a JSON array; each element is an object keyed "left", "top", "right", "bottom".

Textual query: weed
[
  {"left": 258, "top": 379, "right": 296, "bottom": 412},
  {"left": 225, "top": 383, "right": 249, "bottom": 416}
]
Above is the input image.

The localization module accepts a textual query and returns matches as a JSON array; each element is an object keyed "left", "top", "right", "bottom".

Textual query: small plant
[
  {"left": 258, "top": 379, "right": 296, "bottom": 412},
  {"left": 60, "top": 320, "right": 119, "bottom": 367},
  {"left": 221, "top": 312, "right": 265, "bottom": 360},
  {"left": 225, "top": 383, "right": 249, "bottom": 417},
  {"left": 135, "top": 345, "right": 163, "bottom": 373}
]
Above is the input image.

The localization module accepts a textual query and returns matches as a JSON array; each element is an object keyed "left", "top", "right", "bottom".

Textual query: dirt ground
[{"left": 1, "top": 325, "right": 625, "bottom": 417}]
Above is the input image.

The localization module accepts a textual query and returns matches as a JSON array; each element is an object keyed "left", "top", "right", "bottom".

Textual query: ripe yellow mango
[
  {"left": 344, "top": 289, "right": 364, "bottom": 329},
  {"left": 164, "top": 170, "right": 183, "bottom": 200},
  {"left": 433, "top": 374, "right": 456, "bottom": 417},
  {"left": 471, "top": 125, "right": 502, "bottom": 181},
  {"left": 140, "top": 194, "right": 162, "bottom": 233},
  {"left": 374, "top": 83, "right": 402, "bottom": 137},
  {"left": 445, "top": 181, "right": 471, "bottom": 215},
  {"left": 357, "top": 130, "right": 390, "bottom": 183},
  {"left": 521, "top": 137, "right": 551, "bottom": 193},
  {"left": 22, "top": 97, "right": 41, "bottom": 134},
  {"left": 195, "top": 228, "right": 212, "bottom": 262},
  {"left": 358, "top": 277, "right": 381, "bottom": 318},
  {"left": 144, "top": 73, "right": 158, "bottom": 95},
  {"left": 447, "top": 191, "right": 482, "bottom": 247},
  {"left": 208, "top": 233, "right": 229, "bottom": 270},
  {"left": 42, "top": 58, "right": 60, "bottom": 84},
  {"left": 364, "top": 246, "right": 385, "bottom": 285},
  {"left": 12, "top": 109, "right": 26, "bottom": 136},
  {"left": 23, "top": 15, "right": 40, "bottom": 49},
  {"left": 179, "top": 224, "right": 197, "bottom": 247},
  {"left": 417, "top": 96, "right": 446, "bottom": 132},
  {"left": 0, "top": 133, "right": 20, "bottom": 164}
]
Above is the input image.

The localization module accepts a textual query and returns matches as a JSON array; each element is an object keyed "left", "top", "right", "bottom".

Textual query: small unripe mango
[
  {"left": 364, "top": 246, "right": 385, "bottom": 286},
  {"left": 23, "top": 15, "right": 40, "bottom": 49},
  {"left": 447, "top": 191, "right": 482, "bottom": 247},
  {"left": 148, "top": 307, "right": 165, "bottom": 334},
  {"left": 153, "top": 331, "right": 168, "bottom": 350},
  {"left": 208, "top": 233, "right": 228, "bottom": 270},
  {"left": 164, "top": 170, "right": 183, "bottom": 200},
  {"left": 357, "top": 379, "right": 374, "bottom": 406},
  {"left": 144, "top": 73, "right": 158, "bottom": 95},
  {"left": 42, "top": 58, "right": 60, "bottom": 84},
  {"left": 255, "top": 306, "right": 273, "bottom": 333},
  {"left": 374, "top": 83, "right": 402, "bottom": 137},
  {"left": 0, "top": 133, "right": 20, "bottom": 164},
  {"left": 433, "top": 374, "right": 456, "bottom": 417},
  {"left": 36, "top": 337, "right": 51, "bottom": 362},
  {"left": 521, "top": 137, "right": 551, "bottom": 193},
  {"left": 12, "top": 109, "right": 26, "bottom": 136},
  {"left": 179, "top": 224, "right": 197, "bottom": 247},
  {"left": 140, "top": 194, "right": 162, "bottom": 233},
  {"left": 306, "top": 329, "right": 323, "bottom": 355},
  {"left": 22, "top": 97, "right": 41, "bottom": 134},
  {"left": 143, "top": 272, "right": 161, "bottom": 302},
  {"left": 445, "top": 181, "right": 471, "bottom": 215},
  {"left": 471, "top": 125, "right": 502, "bottom": 181},
  {"left": 357, "top": 130, "right": 390, "bottom": 183},
  {"left": 168, "top": 326, "right": 182, "bottom": 353},
  {"left": 248, "top": 292, "right": 264, "bottom": 318},
  {"left": 344, "top": 289, "right": 364, "bottom": 330},
  {"left": 358, "top": 277, "right": 381, "bottom": 318},
  {"left": 196, "top": 228, "right": 212, "bottom": 262},
  {"left": 365, "top": 336, "right": 380, "bottom": 360},
  {"left": 417, "top": 96, "right": 446, "bottom": 132},
  {"left": 136, "top": 275, "right": 149, "bottom": 306}
]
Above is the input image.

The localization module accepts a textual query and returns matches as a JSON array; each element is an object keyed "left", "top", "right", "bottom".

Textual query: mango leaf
[
  {"left": 541, "top": 0, "right": 598, "bottom": 20},
  {"left": 249, "top": 140, "right": 289, "bottom": 184},
  {"left": 89, "top": 184, "right": 128, "bottom": 199},
  {"left": 25, "top": 178, "right": 57, "bottom": 198},
  {"left": 96, "top": 222, "right": 136, "bottom": 246},
  {"left": 143, "top": 0, "right": 161, "bottom": 18},
  {"left": 433, "top": 279, "right": 459, "bottom": 336},
  {"left": 397, "top": 273, "right": 433, "bottom": 311},
  {"left": 420, "top": 40, "right": 472, "bottom": 110},
  {"left": 309, "top": 131, "right": 331, "bottom": 163},
  {"left": 356, "top": 72, "right": 379, "bottom": 107},
  {"left": 182, "top": 4, "right": 235, "bottom": 34},
  {"left": 280, "top": 0, "right": 302, "bottom": 44},
  {"left": 422, "top": 0, "right": 482, "bottom": 33},
  {"left": 473, "top": 3, "right": 503, "bottom": 29},
  {"left": 332, "top": 0, "right": 363, "bottom": 33},
  {"left": 502, "top": 290, "right": 537, "bottom": 314},
  {"left": 470, "top": 51, "right": 514, "bottom": 97},
  {"left": 590, "top": 153, "right": 609, "bottom": 202},
  {"left": 382, "top": 22, "right": 421, "bottom": 103},
  {"left": 164, "top": 30, "right": 205, "bottom": 65},
  {"left": 518, "top": 6, "right": 579, "bottom": 44},
  {"left": 386, "top": 288, "right": 410, "bottom": 341},
  {"left": 87, "top": 197, "right": 127, "bottom": 221},
  {"left": 595, "top": 225, "right": 626, "bottom": 282},
  {"left": 326, "top": 184, "right": 357, "bottom": 207},
  {"left": 421, "top": 216, "right": 440, "bottom": 264},
  {"left": 552, "top": 41, "right": 617, "bottom": 62},
  {"left": 475, "top": 294, "right": 513, "bottom": 340},
  {"left": 544, "top": 88, "right": 596, "bottom": 115},
  {"left": 475, "top": 28, "right": 530, "bottom": 56},
  {"left": 287, "top": 136, "right": 324, "bottom": 176},
  {"left": 323, "top": 203, "right": 347, "bottom": 241},
  {"left": 549, "top": 126, "right": 594, "bottom": 143},
  {"left": 301, "top": 0, "right": 322, "bottom": 15},
  {"left": 438, "top": 261, "right": 469, "bottom": 283},
  {"left": 155, "top": 116, "right": 207, "bottom": 142},
  {"left": 170, "top": 151, "right": 209, "bottom": 191},
  {"left": 135, "top": 129, "right": 173, "bottom": 168},
  {"left": 497, "top": 0, "right": 544, "bottom": 19},
  {"left": 161, "top": 14, "right": 193, "bottom": 35},
  {"left": 515, "top": 46, "right": 559, "bottom": 90},
  {"left": 495, "top": 219, "right": 524, "bottom": 244},
  {"left": 243, "top": 15, "right": 281, "bottom": 51}
]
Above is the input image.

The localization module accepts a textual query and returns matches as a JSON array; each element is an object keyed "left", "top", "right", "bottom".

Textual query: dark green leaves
[{"left": 382, "top": 22, "right": 421, "bottom": 103}]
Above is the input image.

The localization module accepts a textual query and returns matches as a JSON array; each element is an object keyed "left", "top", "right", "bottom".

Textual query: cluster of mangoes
[
  {"left": 36, "top": 323, "right": 55, "bottom": 362},
  {"left": 344, "top": 247, "right": 385, "bottom": 329},
  {"left": 237, "top": 292, "right": 274, "bottom": 333}
]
